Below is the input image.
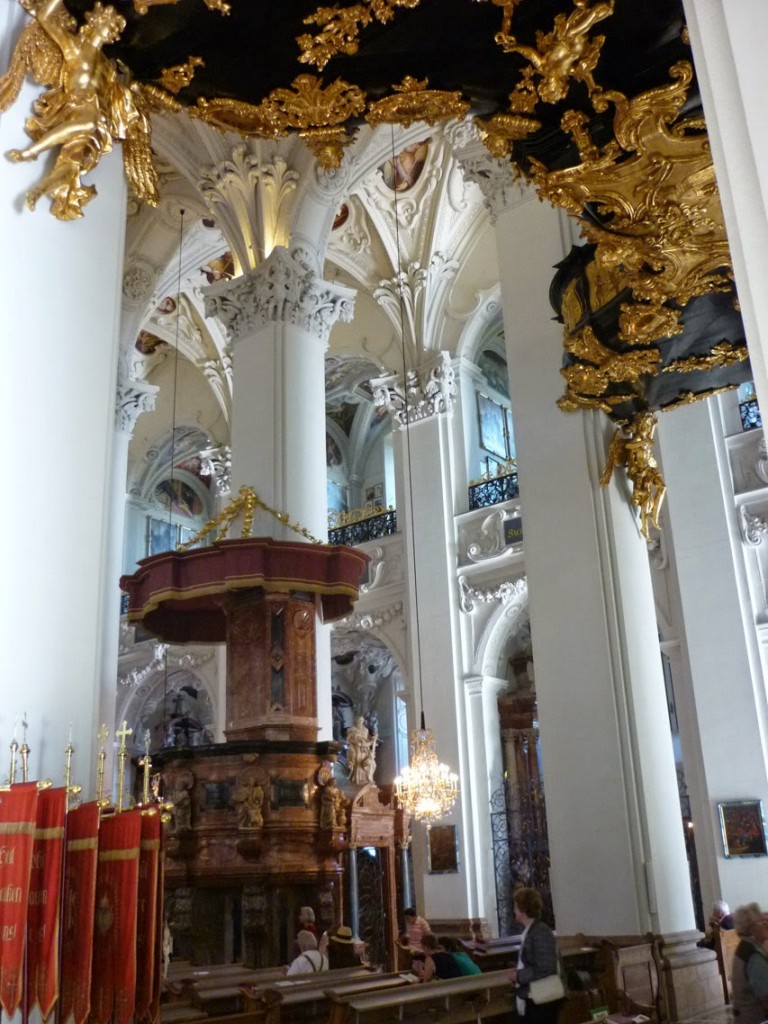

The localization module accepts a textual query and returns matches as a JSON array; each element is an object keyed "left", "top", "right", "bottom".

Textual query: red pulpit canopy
[{"left": 120, "top": 537, "right": 369, "bottom": 643}]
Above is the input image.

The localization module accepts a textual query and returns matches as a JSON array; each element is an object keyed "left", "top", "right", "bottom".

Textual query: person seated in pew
[
  {"left": 413, "top": 933, "right": 463, "bottom": 982},
  {"left": 328, "top": 925, "right": 363, "bottom": 969},
  {"left": 699, "top": 898, "right": 736, "bottom": 949},
  {"left": 440, "top": 936, "right": 481, "bottom": 976},
  {"left": 286, "top": 930, "right": 328, "bottom": 975},
  {"left": 404, "top": 907, "right": 432, "bottom": 952}
]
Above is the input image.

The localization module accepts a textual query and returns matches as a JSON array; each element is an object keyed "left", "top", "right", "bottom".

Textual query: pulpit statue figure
[{"left": 346, "top": 716, "right": 378, "bottom": 785}]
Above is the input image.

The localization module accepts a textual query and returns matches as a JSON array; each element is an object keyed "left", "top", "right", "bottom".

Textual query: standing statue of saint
[{"left": 346, "top": 716, "right": 378, "bottom": 785}]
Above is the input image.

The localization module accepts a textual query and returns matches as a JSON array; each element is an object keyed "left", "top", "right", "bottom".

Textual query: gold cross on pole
[
  {"left": 116, "top": 720, "right": 133, "bottom": 813},
  {"left": 96, "top": 724, "right": 110, "bottom": 807}
]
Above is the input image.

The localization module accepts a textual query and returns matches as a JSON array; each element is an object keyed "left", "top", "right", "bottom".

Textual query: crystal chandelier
[{"left": 395, "top": 713, "right": 458, "bottom": 823}]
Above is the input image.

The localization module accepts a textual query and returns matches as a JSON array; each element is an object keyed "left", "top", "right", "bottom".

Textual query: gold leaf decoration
[
  {"left": 2, "top": 0, "right": 160, "bottom": 220},
  {"left": 297, "top": 0, "right": 421, "bottom": 71},
  {"left": 530, "top": 62, "right": 732, "bottom": 349},
  {"left": 495, "top": 0, "right": 615, "bottom": 105},
  {"left": 366, "top": 75, "right": 470, "bottom": 128},
  {"left": 476, "top": 111, "right": 541, "bottom": 157},
  {"left": 662, "top": 341, "right": 749, "bottom": 374},
  {"left": 599, "top": 412, "right": 666, "bottom": 539},
  {"left": 158, "top": 56, "right": 204, "bottom": 95}
]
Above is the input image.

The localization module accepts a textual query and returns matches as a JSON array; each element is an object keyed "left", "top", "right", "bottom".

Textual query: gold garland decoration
[
  {"left": 297, "top": 0, "right": 421, "bottom": 71},
  {"left": 176, "top": 486, "right": 324, "bottom": 551}
]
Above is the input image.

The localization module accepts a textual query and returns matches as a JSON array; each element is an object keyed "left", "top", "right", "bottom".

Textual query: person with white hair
[
  {"left": 731, "top": 903, "right": 768, "bottom": 1024},
  {"left": 287, "top": 930, "right": 328, "bottom": 974},
  {"left": 711, "top": 899, "right": 735, "bottom": 931}
]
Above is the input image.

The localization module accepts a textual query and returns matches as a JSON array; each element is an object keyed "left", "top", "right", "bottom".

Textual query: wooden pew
[
  {"left": 244, "top": 966, "right": 381, "bottom": 1024},
  {"left": 714, "top": 927, "right": 741, "bottom": 1003},
  {"left": 188, "top": 967, "right": 289, "bottom": 1014},
  {"left": 595, "top": 936, "right": 659, "bottom": 1022},
  {"left": 325, "top": 967, "right": 514, "bottom": 1024}
]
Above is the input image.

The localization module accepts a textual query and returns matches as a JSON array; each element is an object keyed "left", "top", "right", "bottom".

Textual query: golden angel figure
[{"left": 0, "top": 0, "right": 159, "bottom": 219}]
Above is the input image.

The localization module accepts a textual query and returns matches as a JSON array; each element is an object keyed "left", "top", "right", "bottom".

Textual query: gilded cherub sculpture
[
  {"left": 496, "top": 0, "right": 614, "bottom": 104},
  {"left": 600, "top": 411, "right": 666, "bottom": 540},
  {"left": 0, "top": 0, "right": 159, "bottom": 219}
]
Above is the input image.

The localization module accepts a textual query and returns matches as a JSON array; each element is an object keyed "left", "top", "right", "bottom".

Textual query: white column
[
  {"left": 0, "top": 4, "right": 127, "bottom": 791},
  {"left": 464, "top": 674, "right": 508, "bottom": 936},
  {"left": 204, "top": 246, "right": 356, "bottom": 739},
  {"left": 682, "top": 0, "right": 768, "bottom": 416},
  {"left": 100, "top": 382, "right": 158, "bottom": 778},
  {"left": 491, "top": 187, "right": 695, "bottom": 935},
  {"left": 657, "top": 400, "right": 768, "bottom": 910},
  {"left": 375, "top": 356, "right": 476, "bottom": 923}
]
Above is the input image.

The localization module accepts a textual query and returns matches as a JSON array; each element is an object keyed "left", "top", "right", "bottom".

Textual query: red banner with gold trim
[
  {"left": 59, "top": 802, "right": 99, "bottom": 1024},
  {"left": 25, "top": 786, "right": 67, "bottom": 1020},
  {"left": 135, "top": 812, "right": 161, "bottom": 1021},
  {"left": 148, "top": 846, "right": 166, "bottom": 1024},
  {"left": 90, "top": 809, "right": 142, "bottom": 1024},
  {"left": 0, "top": 782, "right": 38, "bottom": 1017}
]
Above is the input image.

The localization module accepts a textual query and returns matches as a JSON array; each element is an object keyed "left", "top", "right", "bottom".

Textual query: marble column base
[{"left": 656, "top": 930, "right": 723, "bottom": 1020}]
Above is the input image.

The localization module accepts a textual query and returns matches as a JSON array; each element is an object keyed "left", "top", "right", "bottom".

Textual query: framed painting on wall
[
  {"left": 718, "top": 800, "right": 768, "bottom": 858},
  {"left": 427, "top": 824, "right": 459, "bottom": 874}
]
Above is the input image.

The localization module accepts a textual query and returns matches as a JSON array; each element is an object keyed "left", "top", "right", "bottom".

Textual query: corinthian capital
[
  {"left": 203, "top": 246, "right": 356, "bottom": 346},
  {"left": 371, "top": 352, "right": 456, "bottom": 427},
  {"left": 116, "top": 381, "right": 159, "bottom": 436},
  {"left": 446, "top": 120, "right": 529, "bottom": 224}
]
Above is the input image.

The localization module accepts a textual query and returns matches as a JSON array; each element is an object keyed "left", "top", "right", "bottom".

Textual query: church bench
[
  {"left": 188, "top": 968, "right": 289, "bottom": 1011},
  {"left": 243, "top": 966, "right": 380, "bottom": 1020},
  {"left": 714, "top": 927, "right": 741, "bottom": 1003},
  {"left": 325, "top": 967, "right": 514, "bottom": 1024},
  {"left": 160, "top": 1003, "right": 209, "bottom": 1024},
  {"left": 252, "top": 971, "right": 409, "bottom": 1024}
]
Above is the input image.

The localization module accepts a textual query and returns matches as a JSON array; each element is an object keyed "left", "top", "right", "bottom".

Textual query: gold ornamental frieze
[
  {"left": 157, "top": 56, "right": 204, "bottom": 95},
  {"left": 366, "top": 77, "right": 470, "bottom": 129}
]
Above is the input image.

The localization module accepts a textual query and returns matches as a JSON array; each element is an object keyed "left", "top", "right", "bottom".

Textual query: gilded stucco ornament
[
  {"left": 558, "top": 325, "right": 661, "bottom": 409},
  {"left": 192, "top": 75, "right": 365, "bottom": 169},
  {"left": 158, "top": 56, "right": 204, "bottom": 95},
  {"left": 297, "top": 0, "right": 421, "bottom": 71},
  {"left": 0, "top": 0, "right": 160, "bottom": 219},
  {"left": 494, "top": 0, "right": 615, "bottom": 104},
  {"left": 530, "top": 62, "right": 732, "bottom": 352},
  {"left": 133, "top": 0, "right": 230, "bottom": 14},
  {"left": 366, "top": 76, "right": 470, "bottom": 128},
  {"left": 599, "top": 412, "right": 666, "bottom": 540}
]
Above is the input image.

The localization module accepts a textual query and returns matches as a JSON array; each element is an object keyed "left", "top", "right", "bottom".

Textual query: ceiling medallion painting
[{"left": 1, "top": 0, "right": 751, "bottom": 533}]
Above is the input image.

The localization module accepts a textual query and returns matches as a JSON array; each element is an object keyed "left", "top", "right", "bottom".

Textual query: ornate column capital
[
  {"left": 116, "top": 380, "right": 159, "bottom": 436},
  {"left": 197, "top": 146, "right": 300, "bottom": 273},
  {"left": 445, "top": 119, "right": 529, "bottom": 224},
  {"left": 371, "top": 352, "right": 457, "bottom": 427},
  {"left": 203, "top": 245, "right": 356, "bottom": 346},
  {"left": 200, "top": 443, "right": 232, "bottom": 498}
]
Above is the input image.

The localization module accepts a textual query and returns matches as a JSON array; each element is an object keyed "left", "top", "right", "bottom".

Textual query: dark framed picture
[
  {"left": 718, "top": 800, "right": 768, "bottom": 858},
  {"left": 427, "top": 824, "right": 459, "bottom": 874}
]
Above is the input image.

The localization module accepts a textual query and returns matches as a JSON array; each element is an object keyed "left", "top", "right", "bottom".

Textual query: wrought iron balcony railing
[
  {"left": 468, "top": 461, "right": 520, "bottom": 510},
  {"left": 328, "top": 505, "right": 397, "bottom": 546}
]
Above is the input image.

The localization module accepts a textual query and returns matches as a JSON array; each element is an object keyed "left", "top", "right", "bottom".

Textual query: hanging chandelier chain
[{"left": 391, "top": 127, "right": 426, "bottom": 722}]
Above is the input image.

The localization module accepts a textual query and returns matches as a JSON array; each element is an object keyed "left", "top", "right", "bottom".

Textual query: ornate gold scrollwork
[
  {"left": 366, "top": 76, "right": 470, "bottom": 128},
  {"left": 661, "top": 340, "right": 748, "bottom": 374},
  {"left": 133, "top": 0, "right": 230, "bottom": 15},
  {"left": 599, "top": 412, "right": 666, "bottom": 540},
  {"left": 191, "top": 74, "right": 366, "bottom": 168},
  {"left": 297, "top": 0, "right": 421, "bottom": 71},
  {"left": 562, "top": 326, "right": 661, "bottom": 394},
  {"left": 0, "top": 0, "right": 160, "bottom": 220},
  {"left": 530, "top": 61, "right": 733, "bottom": 356},
  {"left": 475, "top": 110, "right": 541, "bottom": 158},
  {"left": 158, "top": 56, "right": 204, "bottom": 95}
]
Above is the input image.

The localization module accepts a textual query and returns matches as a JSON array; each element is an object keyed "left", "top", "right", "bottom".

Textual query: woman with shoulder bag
[{"left": 508, "top": 888, "right": 566, "bottom": 1024}]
